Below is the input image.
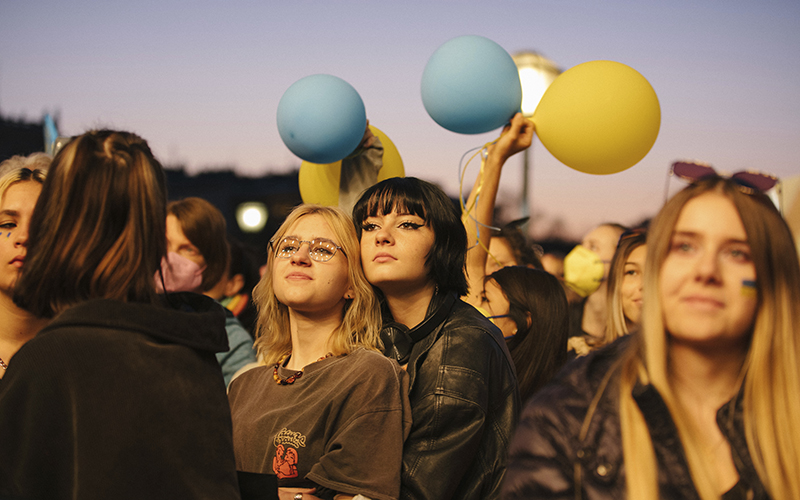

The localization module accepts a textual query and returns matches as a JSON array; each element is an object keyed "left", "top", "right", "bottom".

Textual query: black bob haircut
[{"left": 352, "top": 177, "right": 469, "bottom": 297}]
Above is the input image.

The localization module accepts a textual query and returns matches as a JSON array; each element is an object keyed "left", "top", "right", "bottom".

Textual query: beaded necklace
[
  {"left": 272, "top": 352, "right": 333, "bottom": 385},
  {"left": 0, "top": 356, "right": 7, "bottom": 370}
]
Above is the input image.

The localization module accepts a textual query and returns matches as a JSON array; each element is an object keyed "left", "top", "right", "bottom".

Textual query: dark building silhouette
[
  {"left": 0, "top": 115, "right": 45, "bottom": 162},
  {"left": 0, "top": 112, "right": 307, "bottom": 259},
  {"left": 165, "top": 168, "right": 302, "bottom": 257}
]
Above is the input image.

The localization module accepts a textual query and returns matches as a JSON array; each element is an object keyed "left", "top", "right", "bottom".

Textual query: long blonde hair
[
  {"left": 603, "top": 229, "right": 646, "bottom": 346},
  {"left": 252, "top": 205, "right": 381, "bottom": 365},
  {"left": 0, "top": 153, "right": 49, "bottom": 196},
  {"left": 620, "top": 177, "right": 800, "bottom": 499}
]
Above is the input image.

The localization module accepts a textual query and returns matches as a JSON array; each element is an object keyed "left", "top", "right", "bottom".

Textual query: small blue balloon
[
  {"left": 421, "top": 35, "right": 522, "bottom": 135},
  {"left": 277, "top": 74, "right": 367, "bottom": 164}
]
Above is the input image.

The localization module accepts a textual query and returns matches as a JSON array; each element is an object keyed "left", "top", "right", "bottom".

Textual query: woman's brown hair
[
  {"left": 167, "top": 197, "right": 229, "bottom": 292},
  {"left": 15, "top": 130, "right": 168, "bottom": 318}
]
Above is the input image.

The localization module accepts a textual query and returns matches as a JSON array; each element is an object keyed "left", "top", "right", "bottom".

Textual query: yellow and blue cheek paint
[{"left": 741, "top": 280, "right": 757, "bottom": 298}]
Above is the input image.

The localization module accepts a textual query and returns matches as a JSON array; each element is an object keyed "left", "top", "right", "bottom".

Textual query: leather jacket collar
[{"left": 379, "top": 292, "right": 456, "bottom": 364}]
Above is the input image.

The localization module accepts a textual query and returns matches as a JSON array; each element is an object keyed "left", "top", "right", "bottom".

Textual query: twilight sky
[{"left": 2, "top": 0, "right": 798, "bottom": 239}]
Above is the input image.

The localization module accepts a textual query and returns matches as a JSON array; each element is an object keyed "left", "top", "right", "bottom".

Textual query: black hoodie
[{"left": 0, "top": 292, "right": 241, "bottom": 500}]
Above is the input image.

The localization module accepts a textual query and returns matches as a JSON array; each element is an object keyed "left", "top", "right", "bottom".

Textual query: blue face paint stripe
[{"left": 741, "top": 279, "right": 757, "bottom": 297}]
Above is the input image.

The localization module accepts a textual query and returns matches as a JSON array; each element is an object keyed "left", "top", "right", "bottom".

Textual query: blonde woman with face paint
[
  {"left": 0, "top": 154, "right": 48, "bottom": 378},
  {"left": 504, "top": 175, "right": 800, "bottom": 500}
]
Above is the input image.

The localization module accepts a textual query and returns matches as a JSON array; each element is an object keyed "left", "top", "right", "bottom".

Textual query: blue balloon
[
  {"left": 421, "top": 35, "right": 522, "bottom": 135},
  {"left": 277, "top": 74, "right": 367, "bottom": 164}
]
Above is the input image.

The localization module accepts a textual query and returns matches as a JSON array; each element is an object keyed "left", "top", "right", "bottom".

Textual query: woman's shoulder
[
  {"left": 440, "top": 299, "right": 502, "bottom": 339},
  {"left": 228, "top": 363, "right": 270, "bottom": 388},
  {"left": 524, "top": 336, "right": 630, "bottom": 421},
  {"left": 38, "top": 295, "right": 229, "bottom": 353},
  {"left": 339, "top": 348, "right": 405, "bottom": 379},
  {"left": 509, "top": 340, "right": 629, "bottom": 499},
  {"left": 314, "top": 349, "right": 407, "bottom": 398}
]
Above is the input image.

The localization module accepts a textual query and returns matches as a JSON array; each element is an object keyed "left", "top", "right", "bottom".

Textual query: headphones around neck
[{"left": 380, "top": 293, "right": 456, "bottom": 364}]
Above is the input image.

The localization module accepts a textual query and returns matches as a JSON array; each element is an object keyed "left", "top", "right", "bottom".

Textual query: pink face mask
[{"left": 155, "top": 252, "right": 205, "bottom": 293}]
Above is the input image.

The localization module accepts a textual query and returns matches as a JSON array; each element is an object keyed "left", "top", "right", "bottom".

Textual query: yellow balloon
[
  {"left": 298, "top": 159, "right": 340, "bottom": 206},
  {"left": 372, "top": 127, "right": 404, "bottom": 182},
  {"left": 532, "top": 60, "right": 660, "bottom": 175},
  {"left": 299, "top": 125, "right": 404, "bottom": 205}
]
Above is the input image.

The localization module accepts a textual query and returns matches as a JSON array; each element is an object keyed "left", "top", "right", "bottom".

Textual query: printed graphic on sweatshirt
[{"left": 272, "top": 427, "right": 307, "bottom": 479}]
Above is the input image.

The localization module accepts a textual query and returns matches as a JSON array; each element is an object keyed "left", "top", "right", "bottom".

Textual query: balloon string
[{"left": 459, "top": 138, "right": 502, "bottom": 253}]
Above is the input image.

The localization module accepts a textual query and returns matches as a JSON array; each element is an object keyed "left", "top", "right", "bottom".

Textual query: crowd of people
[{"left": 0, "top": 116, "right": 798, "bottom": 500}]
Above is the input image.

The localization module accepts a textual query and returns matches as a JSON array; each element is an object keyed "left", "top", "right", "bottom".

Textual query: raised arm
[{"left": 462, "top": 113, "right": 534, "bottom": 308}]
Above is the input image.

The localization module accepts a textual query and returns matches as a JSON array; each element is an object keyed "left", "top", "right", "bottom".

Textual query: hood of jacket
[{"left": 40, "top": 291, "right": 229, "bottom": 353}]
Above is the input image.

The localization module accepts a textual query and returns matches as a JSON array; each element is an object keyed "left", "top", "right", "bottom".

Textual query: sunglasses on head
[
  {"left": 670, "top": 161, "right": 778, "bottom": 192},
  {"left": 664, "top": 160, "right": 782, "bottom": 212}
]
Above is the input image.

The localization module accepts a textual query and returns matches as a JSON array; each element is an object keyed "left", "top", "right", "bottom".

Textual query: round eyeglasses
[{"left": 270, "top": 237, "right": 345, "bottom": 262}]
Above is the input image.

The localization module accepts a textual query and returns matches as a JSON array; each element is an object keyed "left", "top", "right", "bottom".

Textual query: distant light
[
  {"left": 512, "top": 52, "right": 561, "bottom": 117},
  {"left": 236, "top": 202, "right": 268, "bottom": 233},
  {"left": 518, "top": 67, "right": 551, "bottom": 116}
]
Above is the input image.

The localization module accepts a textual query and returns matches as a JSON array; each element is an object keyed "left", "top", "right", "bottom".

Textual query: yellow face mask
[{"left": 563, "top": 245, "right": 604, "bottom": 298}]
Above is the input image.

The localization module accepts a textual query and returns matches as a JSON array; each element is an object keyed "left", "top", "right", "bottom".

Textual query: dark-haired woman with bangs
[
  {"left": 0, "top": 130, "right": 240, "bottom": 500},
  {"left": 353, "top": 177, "right": 519, "bottom": 500}
]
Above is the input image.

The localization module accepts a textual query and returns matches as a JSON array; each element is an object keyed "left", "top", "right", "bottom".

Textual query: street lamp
[{"left": 512, "top": 51, "right": 561, "bottom": 220}]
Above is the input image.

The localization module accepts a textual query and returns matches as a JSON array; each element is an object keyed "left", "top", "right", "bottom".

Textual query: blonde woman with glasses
[
  {"left": 503, "top": 174, "right": 800, "bottom": 500},
  {"left": 228, "top": 204, "right": 410, "bottom": 500}
]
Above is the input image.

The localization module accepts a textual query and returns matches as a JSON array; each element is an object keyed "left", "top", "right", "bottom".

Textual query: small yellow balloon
[
  {"left": 298, "top": 159, "right": 340, "bottom": 206},
  {"left": 298, "top": 125, "right": 405, "bottom": 205},
  {"left": 532, "top": 60, "right": 661, "bottom": 175},
  {"left": 372, "top": 127, "right": 404, "bottom": 182}
]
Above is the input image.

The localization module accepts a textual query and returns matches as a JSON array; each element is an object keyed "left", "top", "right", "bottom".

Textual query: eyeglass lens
[{"left": 276, "top": 238, "right": 338, "bottom": 262}]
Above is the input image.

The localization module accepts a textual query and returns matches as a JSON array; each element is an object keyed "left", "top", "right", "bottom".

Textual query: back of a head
[
  {"left": 497, "top": 221, "right": 543, "bottom": 270},
  {"left": 352, "top": 176, "right": 468, "bottom": 297},
  {"left": 490, "top": 266, "right": 569, "bottom": 401},
  {"left": 15, "top": 130, "right": 167, "bottom": 318},
  {"left": 227, "top": 237, "right": 261, "bottom": 297},
  {"left": 167, "top": 197, "right": 229, "bottom": 292}
]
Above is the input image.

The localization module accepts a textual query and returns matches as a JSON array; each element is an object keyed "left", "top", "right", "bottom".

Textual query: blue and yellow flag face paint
[{"left": 741, "top": 279, "right": 757, "bottom": 298}]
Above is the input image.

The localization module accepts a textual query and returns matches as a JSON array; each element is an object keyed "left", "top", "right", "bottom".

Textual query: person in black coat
[
  {"left": 353, "top": 177, "right": 519, "bottom": 500},
  {"left": 0, "top": 130, "right": 240, "bottom": 500}
]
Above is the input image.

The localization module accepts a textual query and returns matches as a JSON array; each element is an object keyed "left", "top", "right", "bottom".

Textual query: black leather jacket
[
  {"left": 502, "top": 336, "right": 769, "bottom": 500},
  {"left": 382, "top": 293, "right": 520, "bottom": 500}
]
